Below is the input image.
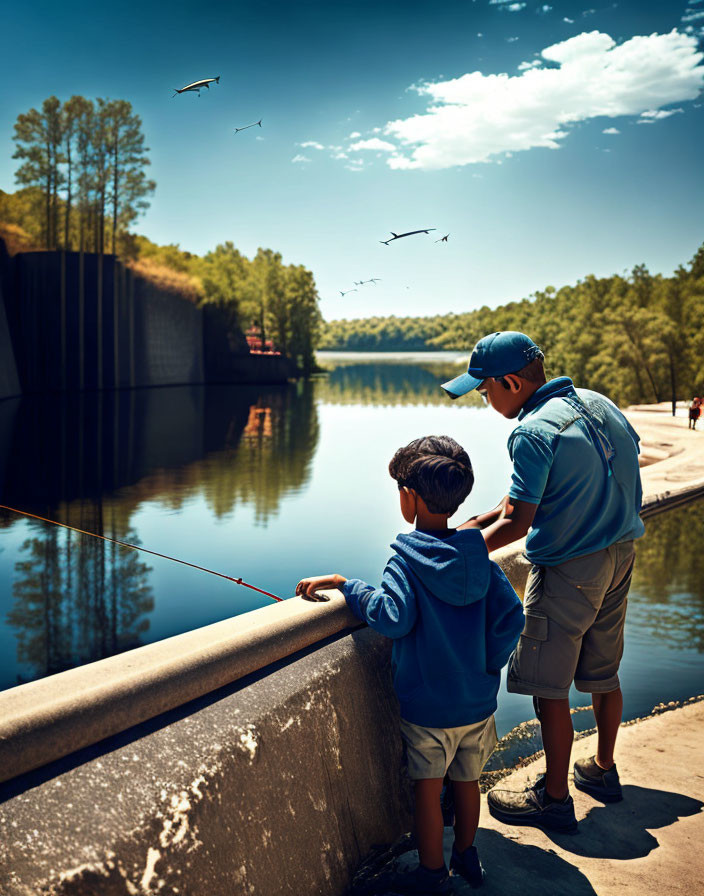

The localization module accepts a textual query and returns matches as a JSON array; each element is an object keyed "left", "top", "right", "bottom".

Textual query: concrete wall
[
  {"left": 0, "top": 626, "right": 412, "bottom": 896},
  {"left": 5, "top": 249, "right": 205, "bottom": 393},
  {"left": 0, "top": 239, "right": 21, "bottom": 401},
  {"left": 0, "top": 241, "right": 294, "bottom": 395}
]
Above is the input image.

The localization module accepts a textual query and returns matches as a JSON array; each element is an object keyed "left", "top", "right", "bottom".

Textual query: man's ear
[{"left": 504, "top": 374, "right": 523, "bottom": 394}]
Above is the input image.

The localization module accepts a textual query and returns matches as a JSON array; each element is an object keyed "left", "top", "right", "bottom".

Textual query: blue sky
[{"left": 1, "top": 0, "right": 703, "bottom": 321}]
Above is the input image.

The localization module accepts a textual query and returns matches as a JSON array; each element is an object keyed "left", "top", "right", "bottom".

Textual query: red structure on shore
[{"left": 245, "top": 326, "right": 281, "bottom": 356}]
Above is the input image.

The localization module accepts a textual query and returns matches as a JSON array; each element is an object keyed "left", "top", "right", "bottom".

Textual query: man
[{"left": 442, "top": 331, "right": 645, "bottom": 833}]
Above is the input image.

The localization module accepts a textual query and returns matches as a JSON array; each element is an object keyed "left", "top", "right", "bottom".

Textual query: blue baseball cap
[{"left": 441, "top": 331, "right": 543, "bottom": 398}]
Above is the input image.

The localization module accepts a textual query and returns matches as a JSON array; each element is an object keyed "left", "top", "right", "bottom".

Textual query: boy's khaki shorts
[
  {"left": 507, "top": 540, "right": 636, "bottom": 700},
  {"left": 399, "top": 714, "right": 497, "bottom": 781}
]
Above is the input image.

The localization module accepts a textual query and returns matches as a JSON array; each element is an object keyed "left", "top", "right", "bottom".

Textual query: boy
[
  {"left": 441, "top": 331, "right": 645, "bottom": 833},
  {"left": 296, "top": 435, "right": 524, "bottom": 893}
]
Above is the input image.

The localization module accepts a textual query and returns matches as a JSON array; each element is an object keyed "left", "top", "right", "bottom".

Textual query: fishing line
[{"left": 0, "top": 504, "right": 283, "bottom": 602}]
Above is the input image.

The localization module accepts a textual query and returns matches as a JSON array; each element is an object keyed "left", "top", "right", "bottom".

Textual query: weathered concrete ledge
[
  {"left": 0, "top": 629, "right": 412, "bottom": 896},
  {"left": 0, "top": 593, "right": 360, "bottom": 784}
]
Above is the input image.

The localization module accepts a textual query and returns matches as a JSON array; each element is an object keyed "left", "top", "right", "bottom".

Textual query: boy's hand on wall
[{"left": 295, "top": 574, "right": 347, "bottom": 600}]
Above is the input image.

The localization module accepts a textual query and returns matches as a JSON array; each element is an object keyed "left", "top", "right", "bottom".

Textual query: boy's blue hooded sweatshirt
[{"left": 342, "top": 529, "right": 524, "bottom": 729}]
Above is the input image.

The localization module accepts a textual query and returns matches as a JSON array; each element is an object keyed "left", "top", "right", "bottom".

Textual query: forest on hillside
[{"left": 319, "top": 246, "right": 704, "bottom": 407}]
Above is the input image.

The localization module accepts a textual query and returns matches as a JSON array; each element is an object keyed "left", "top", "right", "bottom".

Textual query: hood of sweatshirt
[{"left": 391, "top": 528, "right": 490, "bottom": 607}]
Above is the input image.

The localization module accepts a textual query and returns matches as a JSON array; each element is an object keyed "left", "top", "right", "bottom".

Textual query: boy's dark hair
[{"left": 388, "top": 435, "right": 474, "bottom": 515}]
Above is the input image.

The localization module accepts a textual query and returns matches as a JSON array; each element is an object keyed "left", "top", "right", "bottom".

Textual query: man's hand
[
  {"left": 458, "top": 495, "right": 512, "bottom": 531},
  {"left": 295, "top": 574, "right": 347, "bottom": 600},
  {"left": 482, "top": 498, "right": 537, "bottom": 553}
]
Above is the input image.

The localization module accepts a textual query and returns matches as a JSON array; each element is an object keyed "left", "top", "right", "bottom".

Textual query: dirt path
[{"left": 624, "top": 402, "right": 704, "bottom": 498}]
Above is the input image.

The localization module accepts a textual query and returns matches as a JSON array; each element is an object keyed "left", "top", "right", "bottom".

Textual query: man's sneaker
[
  {"left": 450, "top": 843, "right": 484, "bottom": 888},
  {"left": 366, "top": 863, "right": 452, "bottom": 894},
  {"left": 573, "top": 755, "right": 623, "bottom": 802},
  {"left": 487, "top": 776, "right": 578, "bottom": 834}
]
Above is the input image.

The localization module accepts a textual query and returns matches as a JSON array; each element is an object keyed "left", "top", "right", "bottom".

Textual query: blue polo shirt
[{"left": 508, "top": 377, "right": 645, "bottom": 566}]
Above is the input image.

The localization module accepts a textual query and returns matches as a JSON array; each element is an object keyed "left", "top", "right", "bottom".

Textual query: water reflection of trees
[
  {"left": 0, "top": 381, "right": 319, "bottom": 528},
  {"left": 6, "top": 509, "right": 153, "bottom": 685},
  {"left": 630, "top": 501, "right": 704, "bottom": 652},
  {"left": 315, "top": 362, "right": 483, "bottom": 407},
  {"left": 1, "top": 380, "right": 320, "bottom": 685},
  {"left": 178, "top": 381, "right": 320, "bottom": 523}
]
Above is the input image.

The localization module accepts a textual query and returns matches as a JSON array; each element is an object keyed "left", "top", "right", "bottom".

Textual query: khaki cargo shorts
[
  {"left": 507, "top": 540, "right": 636, "bottom": 700},
  {"left": 399, "top": 714, "right": 497, "bottom": 781}
]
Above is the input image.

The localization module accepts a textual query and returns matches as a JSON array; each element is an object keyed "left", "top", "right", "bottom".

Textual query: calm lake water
[{"left": 1, "top": 352, "right": 703, "bottom": 737}]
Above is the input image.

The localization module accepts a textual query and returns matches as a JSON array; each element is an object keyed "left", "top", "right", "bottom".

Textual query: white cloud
[
  {"left": 582, "top": 8, "right": 596, "bottom": 16},
  {"left": 349, "top": 131, "right": 361, "bottom": 138},
  {"left": 682, "top": 10, "right": 704, "bottom": 21},
  {"left": 382, "top": 30, "right": 704, "bottom": 170},
  {"left": 538, "top": 5, "right": 553, "bottom": 13},
  {"left": 564, "top": 17, "right": 575, "bottom": 23},
  {"left": 349, "top": 138, "right": 397, "bottom": 152},
  {"left": 291, "top": 154, "right": 311, "bottom": 163},
  {"left": 345, "top": 160, "right": 365, "bottom": 172},
  {"left": 507, "top": 36, "right": 520, "bottom": 42},
  {"left": 299, "top": 141, "right": 325, "bottom": 150},
  {"left": 518, "top": 59, "right": 541, "bottom": 70},
  {"left": 638, "top": 107, "right": 684, "bottom": 123},
  {"left": 602, "top": 127, "right": 620, "bottom": 134},
  {"left": 477, "top": 32, "right": 484, "bottom": 37}
]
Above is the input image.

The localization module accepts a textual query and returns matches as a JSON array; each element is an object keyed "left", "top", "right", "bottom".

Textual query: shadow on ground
[
  {"left": 540, "top": 785, "right": 703, "bottom": 859},
  {"left": 349, "top": 785, "right": 703, "bottom": 894},
  {"left": 349, "top": 828, "right": 597, "bottom": 895}
]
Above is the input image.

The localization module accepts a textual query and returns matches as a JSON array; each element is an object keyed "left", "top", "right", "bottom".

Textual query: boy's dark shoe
[
  {"left": 450, "top": 843, "right": 484, "bottom": 888},
  {"left": 573, "top": 755, "right": 623, "bottom": 802},
  {"left": 365, "top": 863, "right": 451, "bottom": 894},
  {"left": 487, "top": 775, "right": 578, "bottom": 834}
]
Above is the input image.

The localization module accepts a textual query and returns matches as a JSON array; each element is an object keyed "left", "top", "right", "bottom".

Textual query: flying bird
[
  {"left": 380, "top": 229, "right": 435, "bottom": 245},
  {"left": 367, "top": 278, "right": 382, "bottom": 284},
  {"left": 173, "top": 77, "right": 220, "bottom": 97},
  {"left": 235, "top": 119, "right": 263, "bottom": 133},
  {"left": 339, "top": 289, "right": 358, "bottom": 297},
  {"left": 436, "top": 234, "right": 450, "bottom": 243}
]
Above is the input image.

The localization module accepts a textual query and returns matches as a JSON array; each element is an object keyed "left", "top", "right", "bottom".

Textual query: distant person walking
[
  {"left": 688, "top": 396, "right": 701, "bottom": 430},
  {"left": 441, "top": 331, "right": 645, "bottom": 834}
]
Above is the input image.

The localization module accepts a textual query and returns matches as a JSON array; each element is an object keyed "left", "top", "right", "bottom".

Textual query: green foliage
[
  {"left": 11, "top": 94, "right": 154, "bottom": 254},
  {"left": 195, "top": 243, "right": 322, "bottom": 372},
  {"left": 320, "top": 246, "right": 704, "bottom": 405}
]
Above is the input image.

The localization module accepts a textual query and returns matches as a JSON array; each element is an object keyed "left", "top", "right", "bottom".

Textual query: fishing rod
[{"left": 0, "top": 504, "right": 283, "bottom": 603}]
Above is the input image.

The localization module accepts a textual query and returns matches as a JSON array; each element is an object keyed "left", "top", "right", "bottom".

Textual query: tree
[
  {"left": 102, "top": 99, "right": 155, "bottom": 254},
  {"left": 12, "top": 96, "right": 63, "bottom": 248},
  {"left": 61, "top": 95, "right": 93, "bottom": 250}
]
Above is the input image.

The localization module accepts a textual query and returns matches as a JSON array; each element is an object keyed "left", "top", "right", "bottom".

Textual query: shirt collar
[{"left": 518, "top": 376, "right": 575, "bottom": 420}]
